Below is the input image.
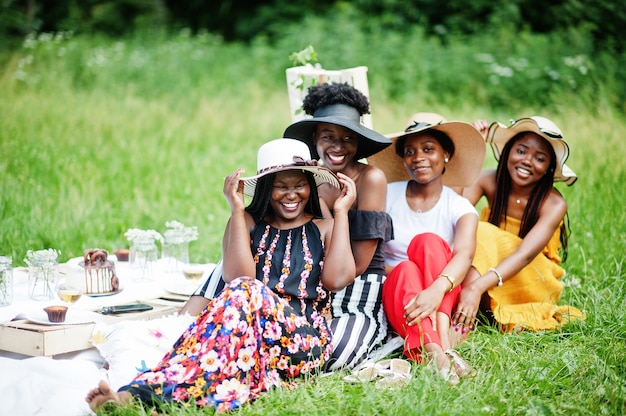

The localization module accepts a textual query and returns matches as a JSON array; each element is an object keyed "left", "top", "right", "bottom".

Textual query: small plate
[
  {"left": 85, "top": 287, "right": 124, "bottom": 298},
  {"left": 163, "top": 280, "right": 200, "bottom": 297},
  {"left": 25, "top": 309, "right": 101, "bottom": 326}
]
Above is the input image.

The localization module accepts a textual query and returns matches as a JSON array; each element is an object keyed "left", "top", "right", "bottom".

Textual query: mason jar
[
  {"left": 162, "top": 229, "right": 190, "bottom": 273},
  {"left": 28, "top": 256, "right": 58, "bottom": 301},
  {"left": 130, "top": 238, "right": 159, "bottom": 280},
  {"left": 0, "top": 256, "right": 13, "bottom": 306}
]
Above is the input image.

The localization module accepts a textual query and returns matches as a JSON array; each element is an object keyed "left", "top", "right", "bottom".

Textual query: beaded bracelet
[
  {"left": 488, "top": 267, "right": 503, "bottom": 287},
  {"left": 440, "top": 273, "right": 455, "bottom": 293}
]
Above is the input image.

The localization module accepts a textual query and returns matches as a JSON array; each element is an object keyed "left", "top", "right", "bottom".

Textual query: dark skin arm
[
  {"left": 180, "top": 168, "right": 255, "bottom": 317},
  {"left": 402, "top": 213, "right": 478, "bottom": 326},
  {"left": 453, "top": 170, "right": 568, "bottom": 327},
  {"left": 351, "top": 166, "right": 387, "bottom": 275},
  {"left": 318, "top": 165, "right": 387, "bottom": 275}
]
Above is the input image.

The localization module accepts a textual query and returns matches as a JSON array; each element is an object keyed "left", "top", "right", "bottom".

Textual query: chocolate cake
[{"left": 83, "top": 248, "right": 119, "bottom": 294}]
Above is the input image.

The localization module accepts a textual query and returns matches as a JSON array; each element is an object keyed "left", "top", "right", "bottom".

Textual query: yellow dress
[{"left": 473, "top": 207, "right": 585, "bottom": 332}]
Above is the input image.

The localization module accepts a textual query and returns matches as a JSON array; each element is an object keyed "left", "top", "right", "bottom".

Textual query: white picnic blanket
[
  {"left": 0, "top": 312, "right": 195, "bottom": 416},
  {"left": 0, "top": 349, "right": 105, "bottom": 416},
  {"left": 0, "top": 258, "right": 205, "bottom": 416}
]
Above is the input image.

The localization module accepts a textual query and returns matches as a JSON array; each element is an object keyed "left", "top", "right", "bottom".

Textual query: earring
[{"left": 444, "top": 157, "right": 449, "bottom": 163}]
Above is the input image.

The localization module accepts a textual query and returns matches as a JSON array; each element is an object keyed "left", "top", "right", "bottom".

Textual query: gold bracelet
[
  {"left": 488, "top": 267, "right": 503, "bottom": 286},
  {"left": 440, "top": 274, "right": 455, "bottom": 293}
]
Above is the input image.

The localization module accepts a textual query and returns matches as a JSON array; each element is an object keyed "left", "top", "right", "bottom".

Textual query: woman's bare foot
[{"left": 85, "top": 380, "right": 132, "bottom": 411}]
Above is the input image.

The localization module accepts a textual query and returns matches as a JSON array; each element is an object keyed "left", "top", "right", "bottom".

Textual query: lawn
[{"left": 0, "top": 30, "right": 624, "bottom": 415}]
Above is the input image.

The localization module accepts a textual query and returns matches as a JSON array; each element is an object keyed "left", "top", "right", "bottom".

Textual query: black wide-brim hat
[{"left": 283, "top": 103, "right": 391, "bottom": 160}]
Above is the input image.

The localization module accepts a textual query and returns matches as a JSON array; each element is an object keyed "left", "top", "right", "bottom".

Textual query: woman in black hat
[{"left": 284, "top": 83, "right": 394, "bottom": 371}]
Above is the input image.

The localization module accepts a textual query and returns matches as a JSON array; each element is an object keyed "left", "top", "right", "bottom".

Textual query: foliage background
[{"left": 0, "top": 2, "right": 625, "bottom": 415}]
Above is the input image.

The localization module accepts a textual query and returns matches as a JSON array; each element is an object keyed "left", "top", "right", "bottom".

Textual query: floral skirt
[{"left": 119, "top": 277, "right": 331, "bottom": 412}]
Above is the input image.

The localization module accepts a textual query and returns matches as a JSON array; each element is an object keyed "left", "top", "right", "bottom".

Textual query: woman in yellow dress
[{"left": 453, "top": 116, "right": 585, "bottom": 333}]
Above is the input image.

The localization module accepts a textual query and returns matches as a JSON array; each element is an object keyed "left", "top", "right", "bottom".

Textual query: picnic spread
[{"left": 0, "top": 255, "right": 215, "bottom": 416}]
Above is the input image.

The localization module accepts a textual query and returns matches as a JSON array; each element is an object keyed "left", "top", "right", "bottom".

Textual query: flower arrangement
[
  {"left": 162, "top": 220, "right": 198, "bottom": 273},
  {"left": 124, "top": 228, "right": 162, "bottom": 279},
  {"left": 164, "top": 220, "right": 198, "bottom": 243},
  {"left": 24, "top": 248, "right": 60, "bottom": 300},
  {"left": 0, "top": 256, "right": 12, "bottom": 306},
  {"left": 124, "top": 228, "right": 164, "bottom": 244}
]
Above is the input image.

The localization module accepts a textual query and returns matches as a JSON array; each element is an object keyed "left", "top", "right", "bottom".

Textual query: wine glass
[{"left": 56, "top": 277, "right": 83, "bottom": 305}]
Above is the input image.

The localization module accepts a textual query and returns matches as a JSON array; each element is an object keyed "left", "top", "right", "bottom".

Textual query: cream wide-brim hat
[
  {"left": 488, "top": 116, "right": 577, "bottom": 186},
  {"left": 367, "top": 112, "right": 486, "bottom": 187},
  {"left": 240, "top": 138, "right": 340, "bottom": 197}
]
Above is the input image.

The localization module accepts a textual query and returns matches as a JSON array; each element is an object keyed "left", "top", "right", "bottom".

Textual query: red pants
[{"left": 382, "top": 233, "right": 460, "bottom": 356}]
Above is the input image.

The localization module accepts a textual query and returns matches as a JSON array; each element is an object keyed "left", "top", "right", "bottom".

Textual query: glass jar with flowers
[
  {"left": 161, "top": 220, "right": 199, "bottom": 273},
  {"left": 0, "top": 256, "right": 13, "bottom": 306},
  {"left": 125, "top": 228, "right": 163, "bottom": 280},
  {"left": 25, "top": 249, "right": 60, "bottom": 301}
]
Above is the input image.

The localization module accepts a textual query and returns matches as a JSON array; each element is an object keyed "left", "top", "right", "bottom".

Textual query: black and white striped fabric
[
  {"left": 193, "top": 259, "right": 226, "bottom": 298},
  {"left": 325, "top": 272, "right": 388, "bottom": 370}
]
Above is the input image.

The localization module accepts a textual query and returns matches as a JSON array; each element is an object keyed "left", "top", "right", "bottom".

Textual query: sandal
[
  {"left": 444, "top": 349, "right": 477, "bottom": 378},
  {"left": 343, "top": 358, "right": 412, "bottom": 387},
  {"left": 375, "top": 358, "right": 412, "bottom": 377},
  {"left": 440, "top": 368, "right": 460, "bottom": 386},
  {"left": 343, "top": 361, "right": 383, "bottom": 383},
  {"left": 374, "top": 359, "right": 412, "bottom": 389}
]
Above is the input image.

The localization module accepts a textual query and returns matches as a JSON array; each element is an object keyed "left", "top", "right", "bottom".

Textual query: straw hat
[
  {"left": 367, "top": 112, "right": 486, "bottom": 187},
  {"left": 240, "top": 138, "right": 340, "bottom": 196},
  {"left": 283, "top": 103, "right": 392, "bottom": 160},
  {"left": 488, "top": 116, "right": 577, "bottom": 186}
]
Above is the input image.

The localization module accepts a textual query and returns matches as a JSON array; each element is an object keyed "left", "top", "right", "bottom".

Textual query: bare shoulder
[
  {"left": 463, "top": 169, "right": 496, "bottom": 205},
  {"left": 356, "top": 164, "right": 387, "bottom": 211},
  {"left": 359, "top": 164, "right": 388, "bottom": 188},
  {"left": 313, "top": 217, "right": 334, "bottom": 239},
  {"left": 542, "top": 188, "right": 568, "bottom": 215}
]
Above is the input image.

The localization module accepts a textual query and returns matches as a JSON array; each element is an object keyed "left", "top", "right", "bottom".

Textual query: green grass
[{"left": 1, "top": 27, "right": 625, "bottom": 415}]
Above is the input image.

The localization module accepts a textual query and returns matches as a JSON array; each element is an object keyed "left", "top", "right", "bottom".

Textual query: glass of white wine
[{"left": 56, "top": 277, "right": 83, "bottom": 305}]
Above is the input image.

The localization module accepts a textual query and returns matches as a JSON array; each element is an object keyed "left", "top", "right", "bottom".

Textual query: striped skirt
[{"left": 325, "top": 272, "right": 388, "bottom": 370}]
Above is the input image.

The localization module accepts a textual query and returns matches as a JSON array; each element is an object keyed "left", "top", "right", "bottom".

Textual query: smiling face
[
  {"left": 506, "top": 133, "right": 553, "bottom": 187},
  {"left": 312, "top": 122, "right": 358, "bottom": 172},
  {"left": 402, "top": 133, "right": 450, "bottom": 185},
  {"left": 269, "top": 170, "right": 311, "bottom": 221}
]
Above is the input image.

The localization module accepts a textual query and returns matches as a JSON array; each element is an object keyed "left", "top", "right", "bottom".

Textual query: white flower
[
  {"left": 164, "top": 220, "right": 198, "bottom": 243},
  {"left": 124, "top": 228, "right": 164, "bottom": 243},
  {"left": 24, "top": 248, "right": 59, "bottom": 267}
]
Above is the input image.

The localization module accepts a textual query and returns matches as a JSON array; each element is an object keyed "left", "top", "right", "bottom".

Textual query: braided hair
[
  {"left": 488, "top": 134, "right": 570, "bottom": 261},
  {"left": 302, "top": 82, "right": 370, "bottom": 116},
  {"left": 245, "top": 171, "right": 324, "bottom": 222}
]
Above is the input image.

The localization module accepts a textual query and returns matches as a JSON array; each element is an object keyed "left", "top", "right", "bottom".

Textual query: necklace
[
  {"left": 512, "top": 194, "right": 525, "bottom": 204},
  {"left": 407, "top": 181, "right": 442, "bottom": 214}
]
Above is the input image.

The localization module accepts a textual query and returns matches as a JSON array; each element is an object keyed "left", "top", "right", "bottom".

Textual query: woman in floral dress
[{"left": 86, "top": 138, "right": 356, "bottom": 412}]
